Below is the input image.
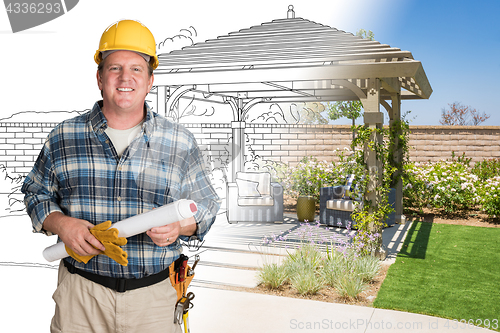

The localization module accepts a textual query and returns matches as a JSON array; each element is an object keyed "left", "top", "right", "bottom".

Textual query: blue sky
[
  {"left": 0, "top": 0, "right": 498, "bottom": 126},
  {"left": 363, "top": 0, "right": 500, "bottom": 126}
]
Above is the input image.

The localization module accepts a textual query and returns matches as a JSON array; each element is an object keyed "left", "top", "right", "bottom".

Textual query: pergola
[{"left": 151, "top": 6, "right": 432, "bottom": 224}]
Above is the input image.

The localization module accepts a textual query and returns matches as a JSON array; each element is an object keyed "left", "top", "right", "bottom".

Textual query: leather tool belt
[{"left": 169, "top": 254, "right": 194, "bottom": 301}]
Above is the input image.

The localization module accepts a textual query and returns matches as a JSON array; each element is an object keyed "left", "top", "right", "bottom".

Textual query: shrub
[
  {"left": 322, "top": 251, "right": 344, "bottom": 287},
  {"left": 323, "top": 248, "right": 379, "bottom": 298},
  {"left": 354, "top": 255, "right": 381, "bottom": 283},
  {"left": 290, "top": 268, "right": 324, "bottom": 295},
  {"left": 282, "top": 244, "right": 325, "bottom": 295},
  {"left": 428, "top": 161, "right": 480, "bottom": 214},
  {"left": 282, "top": 243, "right": 323, "bottom": 285},
  {"left": 324, "top": 249, "right": 376, "bottom": 299},
  {"left": 404, "top": 160, "right": 481, "bottom": 215},
  {"left": 278, "top": 157, "right": 342, "bottom": 200},
  {"left": 257, "top": 263, "right": 288, "bottom": 289},
  {"left": 472, "top": 158, "right": 500, "bottom": 181},
  {"left": 277, "top": 153, "right": 365, "bottom": 201},
  {"left": 0, "top": 164, "right": 27, "bottom": 215},
  {"left": 259, "top": 223, "right": 382, "bottom": 299},
  {"left": 479, "top": 176, "right": 500, "bottom": 218},
  {"left": 403, "top": 162, "right": 434, "bottom": 211},
  {"left": 334, "top": 273, "right": 367, "bottom": 300},
  {"left": 403, "top": 155, "right": 500, "bottom": 218},
  {"left": 0, "top": 164, "right": 25, "bottom": 193}
]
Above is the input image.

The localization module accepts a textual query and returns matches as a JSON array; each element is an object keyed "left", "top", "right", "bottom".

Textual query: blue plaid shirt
[{"left": 22, "top": 101, "right": 220, "bottom": 279}]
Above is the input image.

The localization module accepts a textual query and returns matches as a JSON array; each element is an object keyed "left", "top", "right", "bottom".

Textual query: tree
[
  {"left": 326, "top": 97, "right": 363, "bottom": 146},
  {"left": 327, "top": 100, "right": 363, "bottom": 128},
  {"left": 296, "top": 102, "right": 328, "bottom": 124},
  {"left": 439, "top": 102, "right": 490, "bottom": 126},
  {"left": 355, "top": 29, "right": 374, "bottom": 41},
  {"left": 247, "top": 102, "right": 328, "bottom": 124}
]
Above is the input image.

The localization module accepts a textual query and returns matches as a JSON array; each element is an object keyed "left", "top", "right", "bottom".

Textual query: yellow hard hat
[{"left": 94, "top": 19, "right": 159, "bottom": 70}]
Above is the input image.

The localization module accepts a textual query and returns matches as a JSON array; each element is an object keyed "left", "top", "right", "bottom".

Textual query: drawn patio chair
[{"left": 226, "top": 171, "right": 283, "bottom": 223}]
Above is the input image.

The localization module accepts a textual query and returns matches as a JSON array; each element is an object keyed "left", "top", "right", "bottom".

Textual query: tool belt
[
  {"left": 169, "top": 254, "right": 194, "bottom": 301},
  {"left": 64, "top": 254, "right": 194, "bottom": 296},
  {"left": 63, "top": 260, "right": 170, "bottom": 293},
  {"left": 170, "top": 254, "right": 198, "bottom": 328}
]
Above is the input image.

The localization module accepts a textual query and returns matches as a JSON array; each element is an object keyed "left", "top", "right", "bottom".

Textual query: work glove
[{"left": 65, "top": 220, "right": 128, "bottom": 266}]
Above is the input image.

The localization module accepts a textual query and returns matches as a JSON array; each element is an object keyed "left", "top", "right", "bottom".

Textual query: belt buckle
[{"left": 116, "top": 278, "right": 127, "bottom": 293}]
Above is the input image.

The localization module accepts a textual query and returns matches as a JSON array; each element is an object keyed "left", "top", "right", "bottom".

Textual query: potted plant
[
  {"left": 289, "top": 157, "right": 322, "bottom": 222},
  {"left": 296, "top": 193, "right": 316, "bottom": 222}
]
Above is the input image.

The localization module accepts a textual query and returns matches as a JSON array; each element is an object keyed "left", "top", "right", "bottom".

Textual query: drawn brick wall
[
  {"left": 244, "top": 124, "right": 354, "bottom": 165},
  {"left": 1, "top": 122, "right": 499, "bottom": 175},
  {"left": 0, "top": 122, "right": 58, "bottom": 175}
]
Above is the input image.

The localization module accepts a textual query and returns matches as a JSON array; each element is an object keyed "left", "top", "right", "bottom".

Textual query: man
[{"left": 22, "top": 19, "right": 220, "bottom": 332}]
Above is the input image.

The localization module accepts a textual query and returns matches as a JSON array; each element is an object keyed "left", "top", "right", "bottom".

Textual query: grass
[
  {"left": 257, "top": 240, "right": 381, "bottom": 299},
  {"left": 374, "top": 221, "right": 500, "bottom": 331},
  {"left": 334, "top": 274, "right": 367, "bottom": 299},
  {"left": 257, "top": 263, "right": 287, "bottom": 289},
  {"left": 290, "top": 268, "right": 324, "bottom": 295}
]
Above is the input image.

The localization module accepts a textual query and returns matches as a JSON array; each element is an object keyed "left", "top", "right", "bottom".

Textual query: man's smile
[{"left": 97, "top": 50, "right": 154, "bottom": 116}]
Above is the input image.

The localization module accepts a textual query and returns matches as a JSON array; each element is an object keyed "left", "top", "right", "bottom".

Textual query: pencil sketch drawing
[
  {"left": 0, "top": 4, "right": 438, "bottom": 331},
  {"left": 1, "top": 5, "right": 430, "bottom": 226}
]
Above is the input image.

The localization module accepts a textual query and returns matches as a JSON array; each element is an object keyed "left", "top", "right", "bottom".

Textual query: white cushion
[
  {"left": 236, "top": 172, "right": 271, "bottom": 196},
  {"left": 236, "top": 178, "right": 261, "bottom": 197},
  {"left": 238, "top": 195, "right": 274, "bottom": 206},
  {"left": 326, "top": 199, "right": 361, "bottom": 212}
]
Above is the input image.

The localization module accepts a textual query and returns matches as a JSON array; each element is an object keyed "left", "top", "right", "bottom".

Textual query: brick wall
[
  {"left": 0, "top": 122, "right": 58, "bottom": 174},
  {"left": 244, "top": 124, "right": 354, "bottom": 165},
  {"left": 245, "top": 124, "right": 500, "bottom": 165},
  {"left": 1, "top": 122, "right": 499, "bottom": 175},
  {"left": 408, "top": 126, "right": 500, "bottom": 162}
]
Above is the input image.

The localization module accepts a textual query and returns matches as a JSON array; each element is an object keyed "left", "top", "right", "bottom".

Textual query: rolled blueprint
[{"left": 42, "top": 199, "right": 198, "bottom": 262}]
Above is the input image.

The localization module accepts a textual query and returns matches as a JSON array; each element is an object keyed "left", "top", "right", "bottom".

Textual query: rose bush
[
  {"left": 403, "top": 157, "right": 500, "bottom": 218},
  {"left": 276, "top": 152, "right": 499, "bottom": 219},
  {"left": 479, "top": 176, "right": 500, "bottom": 218}
]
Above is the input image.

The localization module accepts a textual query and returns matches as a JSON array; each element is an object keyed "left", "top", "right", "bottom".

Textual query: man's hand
[
  {"left": 66, "top": 221, "right": 128, "bottom": 265},
  {"left": 43, "top": 212, "right": 105, "bottom": 257},
  {"left": 146, "top": 216, "right": 197, "bottom": 247}
]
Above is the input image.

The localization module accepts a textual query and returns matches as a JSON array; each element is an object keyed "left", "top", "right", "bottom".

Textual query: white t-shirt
[{"left": 105, "top": 121, "right": 143, "bottom": 157}]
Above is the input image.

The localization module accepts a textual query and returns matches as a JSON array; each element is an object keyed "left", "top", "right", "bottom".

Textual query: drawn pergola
[{"left": 151, "top": 6, "right": 432, "bottom": 224}]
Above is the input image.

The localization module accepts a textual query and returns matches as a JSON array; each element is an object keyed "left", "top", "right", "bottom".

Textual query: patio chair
[
  {"left": 320, "top": 174, "right": 396, "bottom": 228},
  {"left": 226, "top": 171, "right": 284, "bottom": 223}
]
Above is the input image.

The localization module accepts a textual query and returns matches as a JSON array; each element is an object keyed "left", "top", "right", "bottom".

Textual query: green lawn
[{"left": 374, "top": 221, "right": 500, "bottom": 331}]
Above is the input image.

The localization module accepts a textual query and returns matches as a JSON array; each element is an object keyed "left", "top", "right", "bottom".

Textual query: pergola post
[
  {"left": 362, "top": 78, "right": 383, "bottom": 208},
  {"left": 225, "top": 97, "right": 246, "bottom": 182},
  {"left": 231, "top": 120, "right": 246, "bottom": 182},
  {"left": 389, "top": 93, "right": 404, "bottom": 224},
  {"left": 156, "top": 85, "right": 167, "bottom": 116},
  {"left": 361, "top": 78, "right": 385, "bottom": 257},
  {"left": 381, "top": 78, "right": 405, "bottom": 224}
]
